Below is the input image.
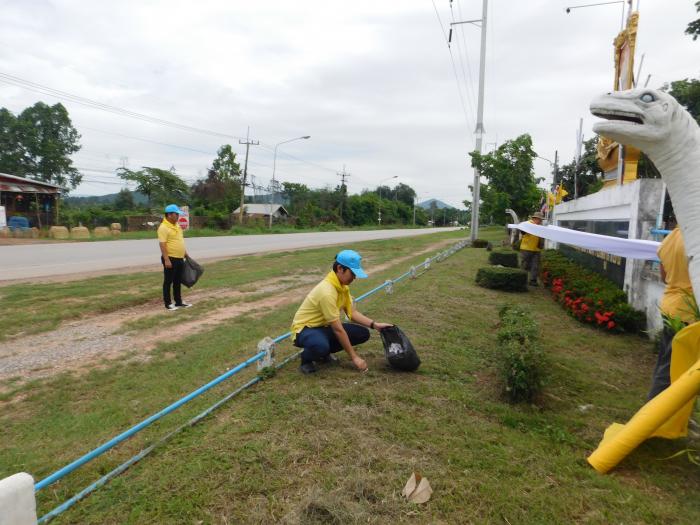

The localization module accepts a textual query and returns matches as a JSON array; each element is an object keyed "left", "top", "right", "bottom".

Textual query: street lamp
[
  {"left": 269, "top": 135, "right": 311, "bottom": 228},
  {"left": 377, "top": 175, "right": 398, "bottom": 226},
  {"left": 565, "top": 1, "right": 626, "bottom": 30}
]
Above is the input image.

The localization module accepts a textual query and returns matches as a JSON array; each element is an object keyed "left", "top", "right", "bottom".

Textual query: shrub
[
  {"left": 472, "top": 238, "right": 489, "bottom": 248},
  {"left": 488, "top": 248, "right": 519, "bottom": 268},
  {"left": 476, "top": 267, "right": 527, "bottom": 292},
  {"left": 498, "top": 306, "right": 547, "bottom": 403},
  {"left": 541, "top": 250, "right": 646, "bottom": 334},
  {"left": 498, "top": 307, "right": 538, "bottom": 345}
]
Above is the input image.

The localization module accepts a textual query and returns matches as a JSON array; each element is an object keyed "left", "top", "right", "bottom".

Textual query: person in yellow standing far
[
  {"left": 648, "top": 222, "right": 695, "bottom": 399},
  {"left": 157, "top": 204, "right": 192, "bottom": 311},
  {"left": 519, "top": 211, "right": 545, "bottom": 287}
]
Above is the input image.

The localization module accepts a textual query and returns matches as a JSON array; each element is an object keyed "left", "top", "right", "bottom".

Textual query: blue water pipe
[
  {"left": 34, "top": 238, "right": 467, "bottom": 517},
  {"left": 34, "top": 350, "right": 267, "bottom": 491}
]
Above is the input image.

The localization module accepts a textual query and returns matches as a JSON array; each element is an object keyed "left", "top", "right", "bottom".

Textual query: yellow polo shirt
[
  {"left": 291, "top": 272, "right": 353, "bottom": 341},
  {"left": 157, "top": 219, "right": 185, "bottom": 258},
  {"left": 520, "top": 220, "right": 542, "bottom": 252},
  {"left": 658, "top": 227, "right": 695, "bottom": 323}
]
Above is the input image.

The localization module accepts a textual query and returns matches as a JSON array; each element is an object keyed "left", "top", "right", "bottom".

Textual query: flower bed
[{"left": 540, "top": 250, "right": 646, "bottom": 334}]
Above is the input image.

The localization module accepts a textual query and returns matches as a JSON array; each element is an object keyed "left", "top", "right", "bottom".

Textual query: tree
[
  {"left": 393, "top": 183, "right": 416, "bottom": 206},
  {"left": 0, "top": 108, "right": 23, "bottom": 174},
  {"left": 114, "top": 188, "right": 135, "bottom": 210},
  {"left": 0, "top": 102, "right": 82, "bottom": 188},
  {"left": 687, "top": 1, "right": 700, "bottom": 40},
  {"left": 662, "top": 78, "right": 700, "bottom": 124},
  {"left": 557, "top": 137, "right": 604, "bottom": 198},
  {"left": 469, "top": 134, "right": 542, "bottom": 224},
  {"left": 117, "top": 166, "right": 189, "bottom": 208},
  {"left": 191, "top": 168, "right": 241, "bottom": 212},
  {"left": 211, "top": 145, "right": 241, "bottom": 183}
]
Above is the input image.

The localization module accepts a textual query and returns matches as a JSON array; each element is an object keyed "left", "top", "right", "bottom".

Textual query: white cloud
[{"left": 0, "top": 0, "right": 697, "bottom": 208}]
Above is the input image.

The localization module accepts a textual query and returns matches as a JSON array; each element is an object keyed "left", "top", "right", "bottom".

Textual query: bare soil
[{"left": 0, "top": 240, "right": 453, "bottom": 389}]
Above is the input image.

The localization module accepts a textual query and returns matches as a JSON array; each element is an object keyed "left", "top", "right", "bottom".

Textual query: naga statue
[{"left": 590, "top": 88, "right": 700, "bottom": 302}]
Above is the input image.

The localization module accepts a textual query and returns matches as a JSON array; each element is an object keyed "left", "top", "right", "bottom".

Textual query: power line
[
  {"left": 430, "top": 0, "right": 474, "bottom": 131},
  {"left": 0, "top": 71, "right": 245, "bottom": 141},
  {"left": 455, "top": 0, "right": 479, "bottom": 111}
]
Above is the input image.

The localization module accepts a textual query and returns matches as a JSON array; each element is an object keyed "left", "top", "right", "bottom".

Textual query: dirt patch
[{"left": 0, "top": 239, "right": 455, "bottom": 390}]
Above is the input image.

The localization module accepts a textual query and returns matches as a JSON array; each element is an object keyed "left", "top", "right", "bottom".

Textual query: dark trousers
[
  {"left": 294, "top": 324, "right": 371, "bottom": 364},
  {"left": 520, "top": 250, "right": 540, "bottom": 283},
  {"left": 648, "top": 326, "right": 676, "bottom": 400},
  {"left": 162, "top": 256, "right": 184, "bottom": 306}
]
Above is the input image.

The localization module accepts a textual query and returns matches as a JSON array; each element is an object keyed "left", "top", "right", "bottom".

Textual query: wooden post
[{"left": 34, "top": 193, "right": 42, "bottom": 229}]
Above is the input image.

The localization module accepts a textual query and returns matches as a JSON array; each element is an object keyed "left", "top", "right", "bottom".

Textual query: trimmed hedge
[
  {"left": 498, "top": 305, "right": 547, "bottom": 403},
  {"left": 476, "top": 266, "right": 527, "bottom": 292},
  {"left": 472, "top": 238, "right": 489, "bottom": 248},
  {"left": 488, "top": 248, "right": 519, "bottom": 268},
  {"left": 541, "top": 250, "right": 646, "bottom": 334}
]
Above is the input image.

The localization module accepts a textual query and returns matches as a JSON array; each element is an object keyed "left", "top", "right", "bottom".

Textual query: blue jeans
[{"left": 294, "top": 324, "right": 371, "bottom": 364}]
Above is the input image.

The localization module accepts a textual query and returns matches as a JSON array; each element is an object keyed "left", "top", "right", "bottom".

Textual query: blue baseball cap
[
  {"left": 164, "top": 204, "right": 183, "bottom": 214},
  {"left": 335, "top": 249, "right": 368, "bottom": 279}
]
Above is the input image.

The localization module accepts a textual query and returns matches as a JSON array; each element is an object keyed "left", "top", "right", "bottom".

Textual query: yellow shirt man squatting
[{"left": 291, "top": 249, "right": 392, "bottom": 375}]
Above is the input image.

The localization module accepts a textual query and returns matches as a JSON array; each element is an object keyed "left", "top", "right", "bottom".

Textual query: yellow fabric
[
  {"left": 546, "top": 186, "right": 568, "bottom": 207},
  {"left": 587, "top": 322, "right": 700, "bottom": 474},
  {"left": 291, "top": 271, "right": 353, "bottom": 341},
  {"left": 658, "top": 227, "right": 695, "bottom": 323},
  {"left": 519, "top": 220, "right": 542, "bottom": 252},
  {"left": 157, "top": 219, "right": 185, "bottom": 258}
]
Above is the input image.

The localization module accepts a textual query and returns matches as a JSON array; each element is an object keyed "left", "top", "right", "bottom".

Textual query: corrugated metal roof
[
  {"left": 0, "top": 172, "right": 65, "bottom": 192},
  {"left": 233, "top": 204, "right": 289, "bottom": 215}
]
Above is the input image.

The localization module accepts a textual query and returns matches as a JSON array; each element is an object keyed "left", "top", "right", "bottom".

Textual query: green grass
[
  {"left": 1, "top": 227, "right": 698, "bottom": 524},
  {"left": 0, "top": 228, "right": 464, "bottom": 340}
]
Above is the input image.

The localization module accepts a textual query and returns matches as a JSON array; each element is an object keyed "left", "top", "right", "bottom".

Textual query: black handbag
[
  {"left": 182, "top": 256, "right": 204, "bottom": 288},
  {"left": 380, "top": 325, "right": 421, "bottom": 372}
]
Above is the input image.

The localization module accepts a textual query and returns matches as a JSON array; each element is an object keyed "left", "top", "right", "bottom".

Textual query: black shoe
[
  {"left": 529, "top": 281, "right": 539, "bottom": 287},
  {"left": 317, "top": 354, "right": 339, "bottom": 365},
  {"left": 175, "top": 302, "right": 193, "bottom": 308},
  {"left": 299, "top": 362, "right": 318, "bottom": 375}
]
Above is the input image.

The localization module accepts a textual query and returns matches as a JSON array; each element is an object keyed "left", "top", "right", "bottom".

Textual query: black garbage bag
[
  {"left": 182, "top": 256, "right": 204, "bottom": 288},
  {"left": 380, "top": 325, "right": 421, "bottom": 372}
]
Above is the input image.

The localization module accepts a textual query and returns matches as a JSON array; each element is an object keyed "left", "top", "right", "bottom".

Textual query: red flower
[{"left": 607, "top": 321, "right": 616, "bottom": 329}]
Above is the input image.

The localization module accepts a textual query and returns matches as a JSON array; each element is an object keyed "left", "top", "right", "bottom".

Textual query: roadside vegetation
[{"left": 1, "top": 228, "right": 698, "bottom": 524}]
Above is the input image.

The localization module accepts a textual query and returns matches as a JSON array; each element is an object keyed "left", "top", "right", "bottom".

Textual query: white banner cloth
[{"left": 508, "top": 222, "right": 660, "bottom": 260}]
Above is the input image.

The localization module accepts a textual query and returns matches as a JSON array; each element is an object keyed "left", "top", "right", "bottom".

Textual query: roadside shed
[{"left": 0, "top": 173, "right": 64, "bottom": 228}]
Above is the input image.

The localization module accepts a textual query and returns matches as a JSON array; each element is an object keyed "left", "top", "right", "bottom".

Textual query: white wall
[{"left": 552, "top": 180, "right": 666, "bottom": 336}]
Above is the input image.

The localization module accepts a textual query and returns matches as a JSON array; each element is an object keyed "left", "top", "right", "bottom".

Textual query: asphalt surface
[{"left": 0, "top": 228, "right": 462, "bottom": 281}]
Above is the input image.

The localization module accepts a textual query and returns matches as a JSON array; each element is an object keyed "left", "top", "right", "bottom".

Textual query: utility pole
[
  {"left": 337, "top": 165, "right": 350, "bottom": 224},
  {"left": 451, "top": 0, "right": 488, "bottom": 241},
  {"left": 574, "top": 117, "right": 583, "bottom": 199},
  {"left": 238, "top": 127, "right": 259, "bottom": 225}
]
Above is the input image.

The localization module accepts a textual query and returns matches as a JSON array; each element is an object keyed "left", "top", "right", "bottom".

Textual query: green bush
[
  {"left": 497, "top": 307, "right": 538, "bottom": 345},
  {"left": 498, "top": 306, "right": 547, "bottom": 403},
  {"left": 472, "top": 238, "right": 489, "bottom": 248},
  {"left": 488, "top": 248, "right": 519, "bottom": 268},
  {"left": 476, "top": 266, "right": 527, "bottom": 292}
]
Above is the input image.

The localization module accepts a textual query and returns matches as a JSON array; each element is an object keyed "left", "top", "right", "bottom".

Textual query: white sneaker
[
  {"left": 175, "top": 302, "right": 193, "bottom": 308},
  {"left": 165, "top": 304, "right": 180, "bottom": 311}
]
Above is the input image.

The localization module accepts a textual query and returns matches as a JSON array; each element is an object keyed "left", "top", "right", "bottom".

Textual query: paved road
[{"left": 0, "top": 228, "right": 462, "bottom": 281}]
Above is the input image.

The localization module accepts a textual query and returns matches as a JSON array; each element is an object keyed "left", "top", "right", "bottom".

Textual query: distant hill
[
  {"left": 64, "top": 191, "right": 149, "bottom": 207},
  {"left": 417, "top": 198, "right": 454, "bottom": 210}
]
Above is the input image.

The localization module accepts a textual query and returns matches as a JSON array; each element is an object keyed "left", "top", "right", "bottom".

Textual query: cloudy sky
[{"left": 0, "top": 0, "right": 697, "bottom": 208}]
